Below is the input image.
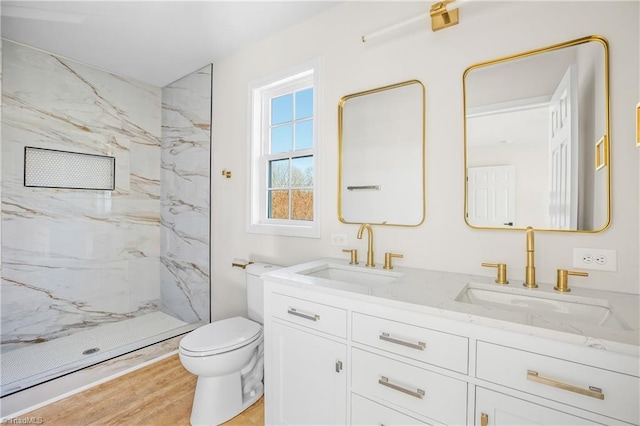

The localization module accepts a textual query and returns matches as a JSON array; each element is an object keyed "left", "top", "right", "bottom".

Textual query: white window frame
[{"left": 247, "top": 59, "right": 321, "bottom": 238}]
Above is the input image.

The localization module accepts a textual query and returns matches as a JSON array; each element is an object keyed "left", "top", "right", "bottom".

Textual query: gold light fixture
[
  {"left": 430, "top": 0, "right": 460, "bottom": 31},
  {"left": 361, "top": 0, "right": 470, "bottom": 42}
]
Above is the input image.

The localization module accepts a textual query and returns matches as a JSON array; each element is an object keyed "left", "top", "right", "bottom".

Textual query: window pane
[
  {"left": 295, "top": 120, "right": 313, "bottom": 151},
  {"left": 269, "top": 189, "right": 289, "bottom": 219},
  {"left": 271, "top": 125, "right": 292, "bottom": 154},
  {"left": 269, "top": 159, "right": 289, "bottom": 188},
  {"left": 291, "top": 156, "right": 313, "bottom": 187},
  {"left": 292, "top": 189, "right": 313, "bottom": 221},
  {"left": 271, "top": 94, "right": 293, "bottom": 125},
  {"left": 295, "top": 88, "right": 313, "bottom": 119}
]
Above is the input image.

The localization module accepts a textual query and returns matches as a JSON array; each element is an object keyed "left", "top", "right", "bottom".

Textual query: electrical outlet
[
  {"left": 573, "top": 248, "right": 617, "bottom": 272},
  {"left": 330, "top": 233, "right": 348, "bottom": 246},
  {"left": 594, "top": 255, "right": 607, "bottom": 265}
]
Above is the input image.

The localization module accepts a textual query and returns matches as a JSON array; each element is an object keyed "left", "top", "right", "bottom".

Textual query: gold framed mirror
[
  {"left": 338, "top": 80, "right": 426, "bottom": 226},
  {"left": 463, "top": 35, "right": 610, "bottom": 232},
  {"left": 636, "top": 102, "right": 639, "bottom": 147}
]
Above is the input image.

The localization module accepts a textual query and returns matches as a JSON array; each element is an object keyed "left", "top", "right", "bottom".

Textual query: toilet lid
[{"left": 179, "top": 317, "right": 262, "bottom": 355}]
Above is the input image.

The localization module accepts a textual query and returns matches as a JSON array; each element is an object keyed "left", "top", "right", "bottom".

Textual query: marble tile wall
[
  {"left": 160, "top": 66, "right": 212, "bottom": 323},
  {"left": 1, "top": 39, "right": 3, "bottom": 273},
  {"left": 1, "top": 41, "right": 163, "bottom": 352}
]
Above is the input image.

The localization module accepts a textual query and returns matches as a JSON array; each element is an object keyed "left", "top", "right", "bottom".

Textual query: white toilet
[{"left": 179, "top": 263, "right": 278, "bottom": 425}]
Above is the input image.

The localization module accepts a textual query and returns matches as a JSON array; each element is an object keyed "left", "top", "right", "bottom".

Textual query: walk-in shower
[{"left": 0, "top": 40, "right": 212, "bottom": 397}]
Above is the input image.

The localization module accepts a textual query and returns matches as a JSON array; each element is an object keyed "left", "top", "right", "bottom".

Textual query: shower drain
[{"left": 82, "top": 347, "right": 100, "bottom": 355}]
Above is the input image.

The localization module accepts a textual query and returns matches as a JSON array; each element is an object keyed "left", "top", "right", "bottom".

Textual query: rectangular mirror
[
  {"left": 338, "top": 80, "right": 426, "bottom": 226},
  {"left": 464, "top": 36, "right": 610, "bottom": 232}
]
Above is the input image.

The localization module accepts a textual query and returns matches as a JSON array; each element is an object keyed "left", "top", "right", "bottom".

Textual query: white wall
[{"left": 211, "top": 1, "right": 640, "bottom": 320}]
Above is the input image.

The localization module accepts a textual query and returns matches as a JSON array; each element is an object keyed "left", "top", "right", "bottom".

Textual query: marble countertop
[{"left": 263, "top": 258, "right": 640, "bottom": 357}]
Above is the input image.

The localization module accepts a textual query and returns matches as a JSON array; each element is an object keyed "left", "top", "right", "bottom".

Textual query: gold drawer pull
[
  {"left": 526, "top": 370, "right": 604, "bottom": 400},
  {"left": 378, "top": 376, "right": 425, "bottom": 399},
  {"left": 287, "top": 308, "right": 320, "bottom": 322},
  {"left": 480, "top": 413, "right": 489, "bottom": 426},
  {"left": 379, "top": 332, "right": 426, "bottom": 351}
]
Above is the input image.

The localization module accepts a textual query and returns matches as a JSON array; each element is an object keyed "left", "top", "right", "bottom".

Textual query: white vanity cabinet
[
  {"left": 263, "top": 274, "right": 640, "bottom": 426},
  {"left": 270, "top": 322, "right": 347, "bottom": 425},
  {"left": 351, "top": 348, "right": 467, "bottom": 424},
  {"left": 265, "top": 292, "right": 348, "bottom": 425},
  {"left": 475, "top": 388, "right": 602, "bottom": 425},
  {"left": 350, "top": 312, "right": 469, "bottom": 425},
  {"left": 350, "top": 393, "right": 432, "bottom": 425},
  {"left": 475, "top": 341, "right": 640, "bottom": 424},
  {"left": 351, "top": 312, "right": 469, "bottom": 374}
]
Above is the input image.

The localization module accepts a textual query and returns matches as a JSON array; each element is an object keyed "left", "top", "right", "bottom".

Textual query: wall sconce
[
  {"left": 361, "top": 0, "right": 471, "bottom": 42},
  {"left": 430, "top": 0, "right": 459, "bottom": 31}
]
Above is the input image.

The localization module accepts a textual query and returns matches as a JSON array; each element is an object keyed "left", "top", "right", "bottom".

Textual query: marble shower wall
[
  {"left": 1, "top": 41, "right": 162, "bottom": 352},
  {"left": 1, "top": 39, "right": 3, "bottom": 273},
  {"left": 160, "top": 66, "right": 212, "bottom": 323}
]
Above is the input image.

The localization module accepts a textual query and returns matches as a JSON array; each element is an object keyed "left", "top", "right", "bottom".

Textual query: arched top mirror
[
  {"left": 463, "top": 35, "right": 610, "bottom": 232},
  {"left": 338, "top": 80, "right": 426, "bottom": 226}
]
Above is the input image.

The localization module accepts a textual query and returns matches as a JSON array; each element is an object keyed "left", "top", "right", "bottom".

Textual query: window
[{"left": 248, "top": 60, "right": 320, "bottom": 237}]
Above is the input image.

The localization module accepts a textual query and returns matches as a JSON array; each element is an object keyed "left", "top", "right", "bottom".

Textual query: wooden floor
[{"left": 23, "top": 355, "right": 264, "bottom": 426}]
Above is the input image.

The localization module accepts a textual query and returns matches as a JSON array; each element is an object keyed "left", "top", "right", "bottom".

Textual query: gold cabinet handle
[
  {"left": 526, "top": 370, "right": 604, "bottom": 400},
  {"left": 379, "top": 332, "right": 426, "bottom": 351},
  {"left": 287, "top": 308, "right": 320, "bottom": 322},
  {"left": 481, "top": 412, "right": 489, "bottom": 426},
  {"left": 482, "top": 262, "right": 509, "bottom": 284},
  {"left": 378, "top": 376, "right": 425, "bottom": 399}
]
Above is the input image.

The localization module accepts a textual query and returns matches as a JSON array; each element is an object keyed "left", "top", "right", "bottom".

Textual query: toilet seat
[{"left": 179, "top": 316, "right": 262, "bottom": 357}]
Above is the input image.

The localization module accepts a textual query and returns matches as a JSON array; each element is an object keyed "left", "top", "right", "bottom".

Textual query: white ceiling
[
  {"left": 1, "top": 1, "right": 341, "bottom": 87},
  {"left": 467, "top": 106, "right": 549, "bottom": 148}
]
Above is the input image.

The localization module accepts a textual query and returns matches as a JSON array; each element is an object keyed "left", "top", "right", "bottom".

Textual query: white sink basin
[
  {"left": 297, "top": 263, "right": 401, "bottom": 286},
  {"left": 455, "top": 283, "right": 630, "bottom": 330}
]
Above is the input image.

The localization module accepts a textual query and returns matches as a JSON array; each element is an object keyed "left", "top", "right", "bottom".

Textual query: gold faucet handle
[
  {"left": 555, "top": 269, "right": 588, "bottom": 292},
  {"left": 383, "top": 252, "right": 404, "bottom": 270},
  {"left": 342, "top": 249, "right": 359, "bottom": 265},
  {"left": 482, "top": 262, "right": 509, "bottom": 285}
]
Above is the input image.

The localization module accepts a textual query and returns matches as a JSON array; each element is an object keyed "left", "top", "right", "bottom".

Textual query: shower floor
[{"left": 1, "top": 311, "right": 190, "bottom": 396}]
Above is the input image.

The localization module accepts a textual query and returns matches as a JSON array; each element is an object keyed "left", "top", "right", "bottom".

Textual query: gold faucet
[
  {"left": 555, "top": 269, "right": 588, "bottom": 292},
  {"left": 383, "top": 252, "right": 404, "bottom": 270},
  {"left": 342, "top": 248, "right": 359, "bottom": 265},
  {"left": 524, "top": 226, "right": 538, "bottom": 288},
  {"left": 481, "top": 262, "right": 509, "bottom": 285},
  {"left": 357, "top": 223, "right": 375, "bottom": 267}
]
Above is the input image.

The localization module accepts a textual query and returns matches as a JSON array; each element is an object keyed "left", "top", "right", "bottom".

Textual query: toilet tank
[{"left": 245, "top": 263, "right": 280, "bottom": 324}]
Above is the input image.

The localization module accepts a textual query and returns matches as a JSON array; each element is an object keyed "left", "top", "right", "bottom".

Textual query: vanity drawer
[
  {"left": 351, "top": 393, "right": 432, "bottom": 425},
  {"left": 270, "top": 293, "right": 347, "bottom": 338},
  {"left": 476, "top": 341, "right": 640, "bottom": 424},
  {"left": 351, "top": 348, "right": 467, "bottom": 425},
  {"left": 352, "top": 312, "right": 468, "bottom": 374}
]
